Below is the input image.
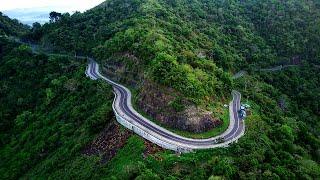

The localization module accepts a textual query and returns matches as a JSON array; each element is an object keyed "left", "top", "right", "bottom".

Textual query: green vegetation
[
  {"left": 132, "top": 86, "right": 230, "bottom": 139},
  {"left": 105, "top": 136, "right": 146, "bottom": 179},
  {"left": 27, "top": 0, "right": 234, "bottom": 104},
  {"left": 0, "top": 38, "right": 115, "bottom": 179},
  {"left": 0, "top": 12, "right": 29, "bottom": 36},
  {"left": 1, "top": 0, "right": 320, "bottom": 179}
]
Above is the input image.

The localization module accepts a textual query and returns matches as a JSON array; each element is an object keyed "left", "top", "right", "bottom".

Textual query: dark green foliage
[
  {"left": 49, "top": 11, "right": 62, "bottom": 23},
  {"left": 31, "top": 0, "right": 320, "bottom": 104},
  {"left": 1, "top": 0, "right": 320, "bottom": 179},
  {"left": 169, "top": 97, "right": 184, "bottom": 112},
  {"left": 0, "top": 12, "right": 29, "bottom": 36},
  {"left": 0, "top": 40, "right": 115, "bottom": 179},
  {"left": 30, "top": 0, "right": 234, "bottom": 103}
]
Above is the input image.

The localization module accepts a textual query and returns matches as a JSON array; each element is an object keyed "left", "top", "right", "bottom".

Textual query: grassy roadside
[{"left": 129, "top": 87, "right": 230, "bottom": 139}]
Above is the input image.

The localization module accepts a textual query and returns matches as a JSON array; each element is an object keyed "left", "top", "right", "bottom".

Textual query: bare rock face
[
  {"left": 82, "top": 123, "right": 132, "bottom": 163},
  {"left": 137, "top": 81, "right": 222, "bottom": 133},
  {"left": 101, "top": 53, "right": 222, "bottom": 133},
  {"left": 181, "top": 106, "right": 222, "bottom": 132}
]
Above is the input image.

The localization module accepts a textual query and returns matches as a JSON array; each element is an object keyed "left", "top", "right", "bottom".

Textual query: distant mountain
[
  {"left": 3, "top": 9, "right": 50, "bottom": 25},
  {"left": 0, "top": 12, "right": 29, "bottom": 36},
  {"left": 2, "top": 2, "right": 105, "bottom": 26}
]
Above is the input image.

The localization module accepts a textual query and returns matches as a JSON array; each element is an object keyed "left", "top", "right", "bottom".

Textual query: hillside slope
[
  {"left": 36, "top": 0, "right": 320, "bottom": 68},
  {"left": 1, "top": 0, "right": 320, "bottom": 179},
  {"left": 0, "top": 38, "right": 116, "bottom": 179},
  {"left": 28, "top": 0, "right": 320, "bottom": 133},
  {"left": 0, "top": 12, "right": 29, "bottom": 36}
]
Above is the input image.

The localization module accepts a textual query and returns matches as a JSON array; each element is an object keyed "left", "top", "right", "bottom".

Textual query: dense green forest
[
  {"left": 0, "top": 38, "right": 115, "bottom": 179},
  {"left": 0, "top": 12, "right": 29, "bottom": 36},
  {"left": 27, "top": 0, "right": 320, "bottom": 103},
  {"left": 1, "top": 0, "right": 320, "bottom": 179}
]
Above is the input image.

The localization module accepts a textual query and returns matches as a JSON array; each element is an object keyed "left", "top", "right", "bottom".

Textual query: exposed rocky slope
[
  {"left": 83, "top": 122, "right": 132, "bottom": 163},
  {"left": 101, "top": 53, "right": 222, "bottom": 133},
  {"left": 137, "top": 81, "right": 221, "bottom": 132}
]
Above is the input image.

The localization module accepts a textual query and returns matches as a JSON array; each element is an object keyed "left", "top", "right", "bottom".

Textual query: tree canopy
[{"left": 1, "top": 0, "right": 320, "bottom": 179}]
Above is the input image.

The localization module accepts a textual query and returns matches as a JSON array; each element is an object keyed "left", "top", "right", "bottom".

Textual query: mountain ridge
[{"left": 0, "top": 0, "right": 320, "bottom": 179}]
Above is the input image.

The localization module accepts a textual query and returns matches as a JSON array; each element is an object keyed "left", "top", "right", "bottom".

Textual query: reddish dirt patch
[
  {"left": 83, "top": 122, "right": 132, "bottom": 163},
  {"left": 143, "top": 140, "right": 164, "bottom": 158}
]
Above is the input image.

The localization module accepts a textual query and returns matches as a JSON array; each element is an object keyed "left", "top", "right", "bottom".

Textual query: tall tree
[{"left": 49, "top": 11, "right": 62, "bottom": 23}]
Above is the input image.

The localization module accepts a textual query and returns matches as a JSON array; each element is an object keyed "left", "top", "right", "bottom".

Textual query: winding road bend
[{"left": 86, "top": 58, "right": 245, "bottom": 152}]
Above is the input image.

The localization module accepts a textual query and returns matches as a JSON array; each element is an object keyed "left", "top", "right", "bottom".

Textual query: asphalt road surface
[{"left": 86, "top": 59, "right": 245, "bottom": 150}]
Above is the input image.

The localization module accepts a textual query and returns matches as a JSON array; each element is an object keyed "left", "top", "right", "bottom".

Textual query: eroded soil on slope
[
  {"left": 83, "top": 122, "right": 132, "bottom": 163},
  {"left": 100, "top": 53, "right": 222, "bottom": 133}
]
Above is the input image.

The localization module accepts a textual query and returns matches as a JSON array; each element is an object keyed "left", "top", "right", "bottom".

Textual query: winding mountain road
[{"left": 85, "top": 58, "right": 245, "bottom": 152}]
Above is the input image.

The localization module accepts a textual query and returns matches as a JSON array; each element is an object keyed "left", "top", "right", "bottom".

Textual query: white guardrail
[{"left": 87, "top": 60, "right": 246, "bottom": 153}]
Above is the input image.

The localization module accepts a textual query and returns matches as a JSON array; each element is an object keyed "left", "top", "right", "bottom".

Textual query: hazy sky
[
  {"left": 0, "top": 0, "right": 105, "bottom": 12},
  {"left": 1, "top": 0, "right": 106, "bottom": 25}
]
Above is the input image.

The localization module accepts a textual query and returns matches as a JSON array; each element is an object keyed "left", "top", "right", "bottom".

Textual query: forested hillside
[
  {"left": 1, "top": 0, "right": 320, "bottom": 179},
  {"left": 0, "top": 38, "right": 115, "bottom": 179},
  {"left": 29, "top": 0, "right": 320, "bottom": 114},
  {"left": 33, "top": 0, "right": 320, "bottom": 68},
  {"left": 0, "top": 12, "right": 29, "bottom": 36}
]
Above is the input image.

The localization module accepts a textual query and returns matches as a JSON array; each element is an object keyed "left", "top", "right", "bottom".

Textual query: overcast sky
[{"left": 0, "top": 0, "right": 105, "bottom": 12}]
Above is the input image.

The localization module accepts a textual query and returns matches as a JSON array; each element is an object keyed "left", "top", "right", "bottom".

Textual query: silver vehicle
[{"left": 238, "top": 109, "right": 246, "bottom": 119}]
